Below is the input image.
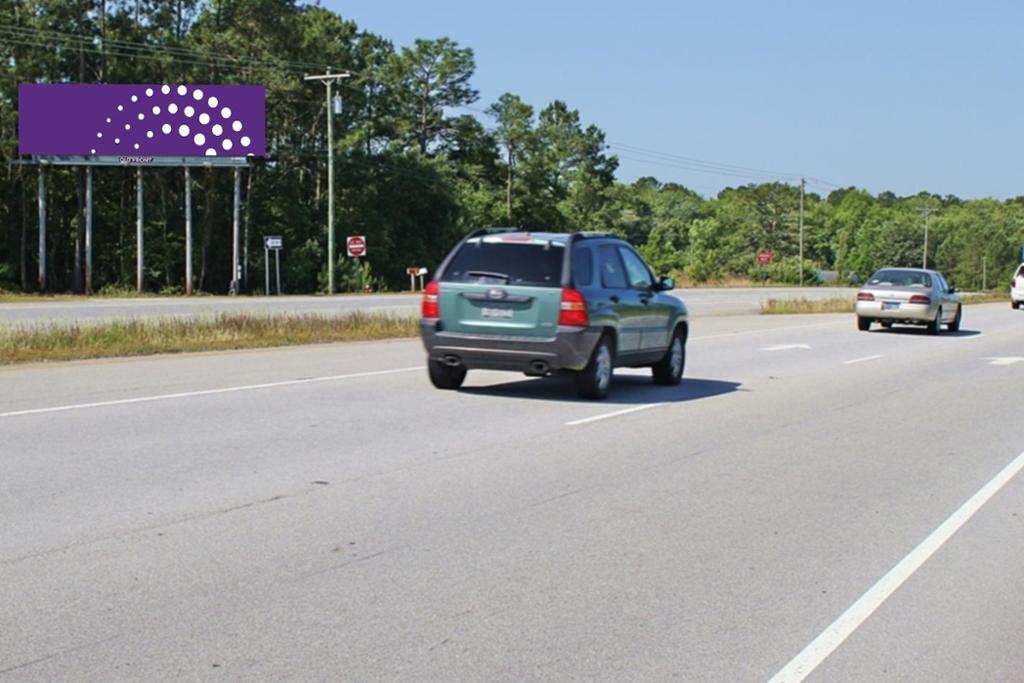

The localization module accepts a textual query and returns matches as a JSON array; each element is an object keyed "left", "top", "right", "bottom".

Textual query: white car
[
  {"left": 855, "top": 267, "right": 961, "bottom": 334},
  {"left": 1011, "top": 263, "right": 1024, "bottom": 309}
]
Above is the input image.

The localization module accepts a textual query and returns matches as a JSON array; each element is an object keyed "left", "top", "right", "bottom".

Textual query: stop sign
[{"left": 346, "top": 235, "right": 367, "bottom": 258}]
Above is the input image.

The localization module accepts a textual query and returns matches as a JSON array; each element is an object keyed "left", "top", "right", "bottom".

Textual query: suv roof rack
[
  {"left": 465, "top": 227, "right": 518, "bottom": 239},
  {"left": 571, "top": 231, "right": 620, "bottom": 241}
]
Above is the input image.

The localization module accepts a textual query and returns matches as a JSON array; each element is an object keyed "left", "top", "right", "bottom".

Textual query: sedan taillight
[
  {"left": 908, "top": 294, "right": 931, "bottom": 305},
  {"left": 857, "top": 291, "right": 874, "bottom": 301}
]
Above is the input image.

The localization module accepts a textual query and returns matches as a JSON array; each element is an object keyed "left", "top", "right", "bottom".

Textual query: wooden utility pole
[
  {"left": 798, "top": 177, "right": 805, "bottom": 286},
  {"left": 920, "top": 208, "right": 937, "bottom": 269},
  {"left": 304, "top": 70, "right": 352, "bottom": 294}
]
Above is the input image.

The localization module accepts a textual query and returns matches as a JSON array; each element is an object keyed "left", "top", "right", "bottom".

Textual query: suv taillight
[
  {"left": 857, "top": 291, "right": 874, "bottom": 301},
  {"left": 422, "top": 281, "right": 440, "bottom": 319},
  {"left": 908, "top": 294, "right": 931, "bottom": 305},
  {"left": 559, "top": 288, "right": 588, "bottom": 327}
]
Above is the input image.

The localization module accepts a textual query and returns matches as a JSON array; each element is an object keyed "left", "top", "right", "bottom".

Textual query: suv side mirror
[
  {"left": 657, "top": 276, "right": 675, "bottom": 291},
  {"left": 949, "top": 287, "right": 958, "bottom": 294}
]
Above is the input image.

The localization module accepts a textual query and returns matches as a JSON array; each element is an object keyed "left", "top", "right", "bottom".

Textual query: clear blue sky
[{"left": 328, "top": 0, "right": 1023, "bottom": 199}]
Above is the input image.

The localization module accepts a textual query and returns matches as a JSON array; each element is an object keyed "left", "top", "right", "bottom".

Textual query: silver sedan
[{"left": 855, "top": 267, "right": 962, "bottom": 334}]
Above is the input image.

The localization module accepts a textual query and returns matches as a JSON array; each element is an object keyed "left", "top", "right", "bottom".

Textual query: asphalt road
[
  {"left": 0, "top": 287, "right": 857, "bottom": 326},
  {"left": 2, "top": 303, "right": 1023, "bottom": 681}
]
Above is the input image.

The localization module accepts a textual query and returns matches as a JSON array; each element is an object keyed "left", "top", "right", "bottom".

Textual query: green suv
[{"left": 420, "top": 229, "right": 688, "bottom": 399}]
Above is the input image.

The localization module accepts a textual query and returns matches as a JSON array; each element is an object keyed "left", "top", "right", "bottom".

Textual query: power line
[
  {"left": 616, "top": 154, "right": 796, "bottom": 184},
  {"left": 0, "top": 23, "right": 343, "bottom": 74},
  {"left": 611, "top": 142, "right": 841, "bottom": 190},
  {"left": 451, "top": 105, "right": 841, "bottom": 190},
  {"left": 612, "top": 141, "right": 802, "bottom": 180},
  {"left": 4, "top": 23, "right": 846, "bottom": 194}
]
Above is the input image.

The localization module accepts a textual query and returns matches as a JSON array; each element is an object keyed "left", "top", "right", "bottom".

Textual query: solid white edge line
[
  {"left": 0, "top": 366, "right": 424, "bottom": 418},
  {"left": 842, "top": 355, "right": 883, "bottom": 365},
  {"left": 767, "top": 447, "right": 1024, "bottom": 683},
  {"left": 566, "top": 402, "right": 666, "bottom": 426}
]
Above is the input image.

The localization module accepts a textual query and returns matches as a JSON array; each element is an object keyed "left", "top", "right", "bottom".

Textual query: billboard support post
[
  {"left": 184, "top": 167, "right": 192, "bottom": 295},
  {"left": 37, "top": 167, "right": 46, "bottom": 292},
  {"left": 85, "top": 166, "right": 93, "bottom": 295},
  {"left": 231, "top": 167, "right": 241, "bottom": 295},
  {"left": 136, "top": 167, "right": 144, "bottom": 293}
]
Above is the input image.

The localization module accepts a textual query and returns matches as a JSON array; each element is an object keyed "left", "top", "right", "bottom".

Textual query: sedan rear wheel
[
  {"left": 1013, "top": 301, "right": 1021, "bottom": 310},
  {"left": 857, "top": 316, "right": 872, "bottom": 331},
  {"left": 927, "top": 308, "right": 942, "bottom": 336},
  {"left": 947, "top": 305, "right": 962, "bottom": 332}
]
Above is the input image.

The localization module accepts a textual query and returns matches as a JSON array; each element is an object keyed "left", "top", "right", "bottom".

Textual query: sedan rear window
[
  {"left": 441, "top": 238, "right": 565, "bottom": 287},
  {"left": 868, "top": 269, "right": 932, "bottom": 288}
]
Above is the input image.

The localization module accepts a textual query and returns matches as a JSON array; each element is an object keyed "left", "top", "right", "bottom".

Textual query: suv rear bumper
[{"left": 420, "top": 321, "right": 602, "bottom": 373}]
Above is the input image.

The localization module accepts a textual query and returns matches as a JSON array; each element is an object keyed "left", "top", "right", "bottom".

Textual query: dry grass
[
  {"left": 674, "top": 274, "right": 774, "bottom": 289},
  {"left": 0, "top": 311, "right": 419, "bottom": 364},
  {"left": 960, "top": 291, "right": 1010, "bottom": 305},
  {"left": 760, "top": 297, "right": 856, "bottom": 315},
  {"left": 0, "top": 292, "right": 84, "bottom": 304},
  {"left": 761, "top": 291, "right": 1007, "bottom": 315}
]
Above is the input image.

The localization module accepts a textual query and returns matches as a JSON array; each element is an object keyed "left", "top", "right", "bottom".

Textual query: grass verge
[
  {"left": 960, "top": 291, "right": 1010, "bottom": 305},
  {"left": 762, "top": 291, "right": 1008, "bottom": 315},
  {"left": 0, "top": 311, "right": 419, "bottom": 365},
  {"left": 760, "top": 297, "right": 855, "bottom": 315}
]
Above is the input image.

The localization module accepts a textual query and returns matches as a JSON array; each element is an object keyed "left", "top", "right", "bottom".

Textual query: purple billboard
[{"left": 19, "top": 83, "right": 265, "bottom": 157}]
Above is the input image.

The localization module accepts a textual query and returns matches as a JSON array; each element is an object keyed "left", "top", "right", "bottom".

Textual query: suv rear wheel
[
  {"left": 576, "top": 336, "right": 613, "bottom": 400},
  {"left": 652, "top": 328, "right": 685, "bottom": 385},
  {"left": 428, "top": 359, "right": 467, "bottom": 390}
]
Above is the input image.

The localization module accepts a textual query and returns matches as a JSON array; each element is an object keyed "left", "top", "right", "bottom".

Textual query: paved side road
[
  {"left": 3, "top": 305, "right": 1018, "bottom": 681},
  {"left": 0, "top": 287, "right": 857, "bottom": 326}
]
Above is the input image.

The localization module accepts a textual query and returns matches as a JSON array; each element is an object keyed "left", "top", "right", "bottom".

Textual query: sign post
[
  {"left": 264, "top": 235, "right": 283, "bottom": 295},
  {"left": 347, "top": 235, "right": 367, "bottom": 292},
  {"left": 757, "top": 251, "right": 773, "bottom": 287},
  {"left": 406, "top": 266, "right": 418, "bottom": 292}
]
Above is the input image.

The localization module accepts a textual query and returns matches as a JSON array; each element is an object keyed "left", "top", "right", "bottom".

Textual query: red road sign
[
  {"left": 757, "top": 251, "right": 773, "bottom": 265},
  {"left": 347, "top": 235, "right": 366, "bottom": 258}
]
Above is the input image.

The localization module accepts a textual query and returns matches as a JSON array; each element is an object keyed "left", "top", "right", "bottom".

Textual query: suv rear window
[
  {"left": 441, "top": 238, "right": 565, "bottom": 287},
  {"left": 573, "top": 246, "right": 594, "bottom": 287},
  {"left": 598, "top": 245, "right": 627, "bottom": 289}
]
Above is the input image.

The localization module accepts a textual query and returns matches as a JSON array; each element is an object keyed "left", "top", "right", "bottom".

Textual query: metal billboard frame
[{"left": 12, "top": 154, "right": 252, "bottom": 295}]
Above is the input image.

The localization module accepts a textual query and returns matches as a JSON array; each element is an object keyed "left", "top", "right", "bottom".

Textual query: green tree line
[{"left": 2, "top": 0, "right": 1023, "bottom": 294}]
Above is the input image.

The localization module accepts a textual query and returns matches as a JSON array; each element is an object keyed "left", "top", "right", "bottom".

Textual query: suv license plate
[
  {"left": 882, "top": 301, "right": 899, "bottom": 311},
  {"left": 481, "top": 306, "right": 514, "bottom": 320}
]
